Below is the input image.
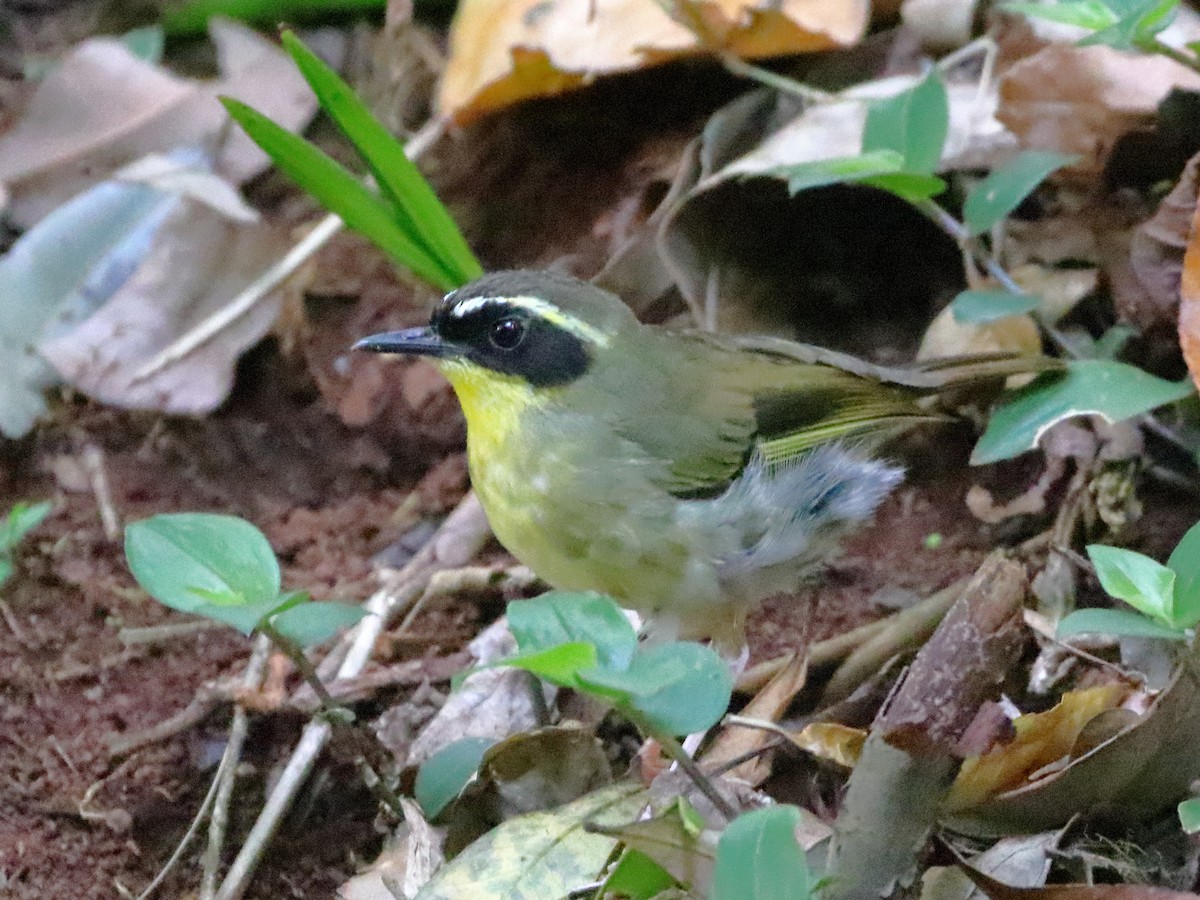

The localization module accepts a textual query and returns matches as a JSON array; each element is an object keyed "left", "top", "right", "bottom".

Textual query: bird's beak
[{"left": 353, "top": 327, "right": 459, "bottom": 359}]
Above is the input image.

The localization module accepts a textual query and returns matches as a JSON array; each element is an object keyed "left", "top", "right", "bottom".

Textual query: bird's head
[{"left": 354, "top": 271, "right": 640, "bottom": 429}]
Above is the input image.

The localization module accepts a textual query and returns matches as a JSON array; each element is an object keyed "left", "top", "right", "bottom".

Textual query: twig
[
  {"left": 119, "top": 619, "right": 225, "bottom": 645},
  {"left": 82, "top": 445, "right": 121, "bottom": 541},
  {"left": 136, "top": 763, "right": 225, "bottom": 900},
  {"left": 737, "top": 615, "right": 892, "bottom": 693},
  {"left": 201, "top": 636, "right": 271, "bottom": 900},
  {"left": 633, "top": 713, "right": 738, "bottom": 822},
  {"left": 0, "top": 597, "right": 30, "bottom": 645},
  {"left": 821, "top": 575, "right": 972, "bottom": 705},
  {"left": 131, "top": 118, "right": 446, "bottom": 384},
  {"left": 215, "top": 493, "right": 490, "bottom": 900}
]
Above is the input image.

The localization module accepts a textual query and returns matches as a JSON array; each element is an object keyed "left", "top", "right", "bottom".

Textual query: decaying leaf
[
  {"left": 406, "top": 619, "right": 552, "bottom": 769},
  {"left": 946, "top": 684, "right": 1129, "bottom": 813},
  {"left": 340, "top": 798, "right": 445, "bottom": 900},
  {"left": 412, "top": 782, "right": 646, "bottom": 900},
  {"left": 593, "top": 798, "right": 718, "bottom": 894},
  {"left": 38, "top": 198, "right": 298, "bottom": 415},
  {"left": 438, "top": 0, "right": 868, "bottom": 125},
  {"left": 476, "top": 726, "right": 613, "bottom": 819},
  {"left": 945, "top": 664, "right": 1200, "bottom": 836},
  {"left": 998, "top": 44, "right": 1200, "bottom": 176},
  {"left": 0, "top": 18, "right": 317, "bottom": 228},
  {"left": 1123, "top": 151, "right": 1200, "bottom": 330}
]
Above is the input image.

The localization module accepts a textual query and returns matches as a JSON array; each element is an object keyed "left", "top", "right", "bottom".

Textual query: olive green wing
[{"left": 604, "top": 333, "right": 932, "bottom": 498}]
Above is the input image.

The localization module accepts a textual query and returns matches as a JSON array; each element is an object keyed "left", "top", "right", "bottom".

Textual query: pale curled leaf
[
  {"left": 39, "top": 199, "right": 296, "bottom": 415},
  {"left": 0, "top": 20, "right": 316, "bottom": 228},
  {"left": 0, "top": 177, "right": 170, "bottom": 437}
]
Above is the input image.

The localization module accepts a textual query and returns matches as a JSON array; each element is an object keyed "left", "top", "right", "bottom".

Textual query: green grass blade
[
  {"left": 281, "top": 31, "right": 482, "bottom": 287},
  {"left": 221, "top": 97, "right": 458, "bottom": 290}
]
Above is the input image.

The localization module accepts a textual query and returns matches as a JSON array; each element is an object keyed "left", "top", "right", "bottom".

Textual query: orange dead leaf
[
  {"left": 1178, "top": 182, "right": 1200, "bottom": 391},
  {"left": 945, "top": 684, "right": 1128, "bottom": 812},
  {"left": 438, "top": 0, "right": 868, "bottom": 124}
]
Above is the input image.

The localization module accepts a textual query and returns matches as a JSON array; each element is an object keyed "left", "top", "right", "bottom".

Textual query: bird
[{"left": 356, "top": 270, "right": 1052, "bottom": 651}]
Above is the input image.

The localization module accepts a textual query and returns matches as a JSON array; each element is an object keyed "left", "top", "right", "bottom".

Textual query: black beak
[{"left": 353, "top": 327, "right": 456, "bottom": 358}]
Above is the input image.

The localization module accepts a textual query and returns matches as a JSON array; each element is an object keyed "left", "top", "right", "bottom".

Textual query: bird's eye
[{"left": 489, "top": 317, "right": 526, "bottom": 350}]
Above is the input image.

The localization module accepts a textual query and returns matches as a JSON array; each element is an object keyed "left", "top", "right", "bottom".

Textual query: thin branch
[
  {"left": 200, "top": 636, "right": 271, "bottom": 900},
  {"left": 215, "top": 493, "right": 490, "bottom": 900}
]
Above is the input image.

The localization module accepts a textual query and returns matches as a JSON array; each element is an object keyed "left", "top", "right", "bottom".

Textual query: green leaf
[
  {"left": 951, "top": 290, "right": 1040, "bottom": 324},
  {"left": 1056, "top": 607, "right": 1188, "bottom": 640},
  {"left": 507, "top": 592, "right": 638, "bottom": 671},
  {"left": 580, "top": 642, "right": 733, "bottom": 736},
  {"left": 858, "top": 171, "right": 947, "bottom": 202},
  {"left": 862, "top": 70, "right": 949, "bottom": 175},
  {"left": 198, "top": 597, "right": 284, "bottom": 635},
  {"left": 220, "top": 97, "right": 458, "bottom": 291},
  {"left": 971, "top": 360, "right": 1195, "bottom": 464},
  {"left": 772, "top": 150, "right": 905, "bottom": 194},
  {"left": 1081, "top": 0, "right": 1177, "bottom": 49},
  {"left": 1, "top": 500, "right": 52, "bottom": 551},
  {"left": 1179, "top": 797, "right": 1200, "bottom": 834},
  {"left": 1169, "top": 520, "right": 1200, "bottom": 627},
  {"left": 712, "top": 806, "right": 813, "bottom": 900},
  {"left": 600, "top": 849, "right": 678, "bottom": 899},
  {"left": 1087, "top": 544, "right": 1177, "bottom": 623},
  {"left": 962, "top": 151, "right": 1077, "bottom": 236},
  {"left": 415, "top": 736, "right": 497, "bottom": 819},
  {"left": 0, "top": 558, "right": 12, "bottom": 586},
  {"left": 499, "top": 642, "right": 599, "bottom": 685},
  {"left": 1002, "top": 0, "right": 1118, "bottom": 30},
  {"left": 279, "top": 33, "right": 481, "bottom": 287},
  {"left": 269, "top": 601, "right": 368, "bottom": 647},
  {"left": 125, "top": 514, "right": 281, "bottom": 628},
  {"left": 163, "top": 0, "right": 387, "bottom": 35}
]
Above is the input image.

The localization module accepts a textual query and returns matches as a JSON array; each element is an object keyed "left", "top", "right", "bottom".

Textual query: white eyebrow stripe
[
  {"left": 447, "top": 294, "right": 610, "bottom": 346},
  {"left": 448, "top": 295, "right": 496, "bottom": 318}
]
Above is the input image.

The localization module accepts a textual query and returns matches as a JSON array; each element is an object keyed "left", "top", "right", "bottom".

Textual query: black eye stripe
[{"left": 431, "top": 299, "right": 590, "bottom": 387}]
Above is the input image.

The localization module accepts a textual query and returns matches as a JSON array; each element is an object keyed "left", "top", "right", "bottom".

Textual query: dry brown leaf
[
  {"left": 958, "top": 863, "right": 1198, "bottom": 900},
  {"left": 1120, "top": 152, "right": 1200, "bottom": 330},
  {"left": 438, "top": 0, "right": 868, "bottom": 124},
  {"left": 945, "top": 684, "right": 1128, "bottom": 812},
  {"left": 703, "top": 652, "right": 806, "bottom": 785},
  {"left": 998, "top": 44, "right": 1200, "bottom": 176},
  {"left": 788, "top": 721, "right": 866, "bottom": 768},
  {"left": 0, "top": 19, "right": 317, "bottom": 228},
  {"left": 37, "top": 199, "right": 298, "bottom": 414}
]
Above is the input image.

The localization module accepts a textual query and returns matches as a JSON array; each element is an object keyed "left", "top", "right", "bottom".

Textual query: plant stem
[
  {"left": 1147, "top": 38, "right": 1200, "bottom": 75},
  {"left": 257, "top": 622, "right": 405, "bottom": 818},
  {"left": 624, "top": 709, "right": 738, "bottom": 821}
]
